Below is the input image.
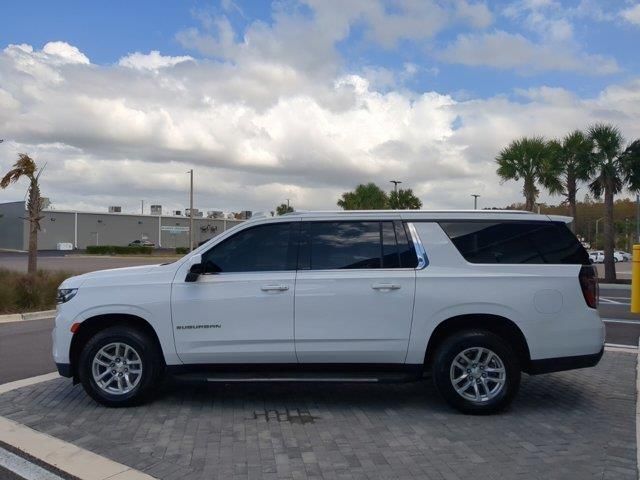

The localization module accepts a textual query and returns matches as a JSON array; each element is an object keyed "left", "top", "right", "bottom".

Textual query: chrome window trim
[{"left": 406, "top": 222, "right": 427, "bottom": 270}]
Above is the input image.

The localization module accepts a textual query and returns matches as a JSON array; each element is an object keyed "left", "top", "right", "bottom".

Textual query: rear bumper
[
  {"left": 56, "top": 362, "right": 73, "bottom": 378},
  {"left": 526, "top": 347, "right": 604, "bottom": 375}
]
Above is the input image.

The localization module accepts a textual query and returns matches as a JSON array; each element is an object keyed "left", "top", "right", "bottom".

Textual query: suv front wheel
[
  {"left": 78, "top": 326, "right": 163, "bottom": 407},
  {"left": 432, "top": 330, "right": 520, "bottom": 414}
]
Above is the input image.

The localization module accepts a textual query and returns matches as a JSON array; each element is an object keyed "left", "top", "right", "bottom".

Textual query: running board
[{"left": 170, "top": 370, "right": 423, "bottom": 384}]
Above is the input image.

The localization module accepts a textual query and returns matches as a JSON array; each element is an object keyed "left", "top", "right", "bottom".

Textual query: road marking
[
  {"left": 600, "top": 298, "right": 625, "bottom": 305},
  {"left": 0, "top": 445, "right": 64, "bottom": 480},
  {"left": 603, "top": 318, "right": 640, "bottom": 325},
  {"left": 0, "top": 373, "right": 157, "bottom": 480},
  {"left": 605, "top": 342, "right": 639, "bottom": 350}
]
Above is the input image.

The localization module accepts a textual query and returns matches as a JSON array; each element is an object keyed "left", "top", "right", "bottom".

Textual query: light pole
[
  {"left": 595, "top": 217, "right": 605, "bottom": 250},
  {"left": 188, "top": 169, "right": 194, "bottom": 252},
  {"left": 390, "top": 180, "right": 402, "bottom": 194},
  {"left": 625, "top": 217, "right": 631, "bottom": 252},
  {"left": 471, "top": 194, "right": 480, "bottom": 210}
]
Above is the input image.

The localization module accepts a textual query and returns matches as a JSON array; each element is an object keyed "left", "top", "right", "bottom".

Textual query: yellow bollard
[{"left": 632, "top": 245, "right": 640, "bottom": 313}]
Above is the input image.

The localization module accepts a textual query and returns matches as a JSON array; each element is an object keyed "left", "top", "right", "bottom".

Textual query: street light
[
  {"left": 471, "top": 194, "right": 480, "bottom": 210},
  {"left": 187, "top": 169, "right": 194, "bottom": 252},
  {"left": 390, "top": 180, "right": 402, "bottom": 194}
]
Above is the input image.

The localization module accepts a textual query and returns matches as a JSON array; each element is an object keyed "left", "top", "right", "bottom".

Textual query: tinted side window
[
  {"left": 396, "top": 222, "right": 419, "bottom": 268},
  {"left": 382, "top": 221, "right": 400, "bottom": 268},
  {"left": 202, "top": 223, "right": 294, "bottom": 273},
  {"left": 439, "top": 221, "right": 589, "bottom": 265},
  {"left": 309, "top": 221, "right": 381, "bottom": 270}
]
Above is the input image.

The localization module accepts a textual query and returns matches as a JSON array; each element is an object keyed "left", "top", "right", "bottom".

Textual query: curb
[
  {"left": 0, "top": 310, "right": 56, "bottom": 324},
  {"left": 0, "top": 373, "right": 157, "bottom": 480}
]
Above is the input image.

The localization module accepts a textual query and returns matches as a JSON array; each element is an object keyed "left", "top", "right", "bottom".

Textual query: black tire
[
  {"left": 78, "top": 326, "right": 163, "bottom": 407},
  {"left": 432, "top": 330, "right": 520, "bottom": 415}
]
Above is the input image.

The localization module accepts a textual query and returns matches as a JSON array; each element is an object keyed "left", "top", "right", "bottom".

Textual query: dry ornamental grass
[{"left": 0, "top": 269, "right": 71, "bottom": 314}]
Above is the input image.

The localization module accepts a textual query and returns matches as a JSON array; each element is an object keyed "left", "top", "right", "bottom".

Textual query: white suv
[{"left": 53, "top": 210, "right": 603, "bottom": 414}]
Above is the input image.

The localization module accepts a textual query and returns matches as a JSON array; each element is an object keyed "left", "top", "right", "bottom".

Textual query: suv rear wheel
[
  {"left": 432, "top": 330, "right": 520, "bottom": 414},
  {"left": 78, "top": 326, "right": 163, "bottom": 407}
]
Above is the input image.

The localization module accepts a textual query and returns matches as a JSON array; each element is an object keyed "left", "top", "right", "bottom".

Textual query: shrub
[
  {"left": 175, "top": 247, "right": 189, "bottom": 254},
  {"left": 0, "top": 269, "right": 70, "bottom": 314},
  {"left": 85, "top": 245, "right": 152, "bottom": 255}
]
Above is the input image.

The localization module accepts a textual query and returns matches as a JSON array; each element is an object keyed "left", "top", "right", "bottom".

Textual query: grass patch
[
  {"left": 86, "top": 245, "right": 153, "bottom": 255},
  {"left": 175, "top": 247, "right": 189, "bottom": 255},
  {"left": 0, "top": 269, "right": 71, "bottom": 314}
]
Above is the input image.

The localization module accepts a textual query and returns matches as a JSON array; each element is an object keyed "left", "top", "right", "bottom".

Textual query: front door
[
  {"left": 171, "top": 220, "right": 299, "bottom": 364},
  {"left": 294, "top": 220, "right": 417, "bottom": 364}
]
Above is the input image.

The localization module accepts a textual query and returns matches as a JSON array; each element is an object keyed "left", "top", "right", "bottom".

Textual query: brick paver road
[{"left": 0, "top": 351, "right": 636, "bottom": 480}]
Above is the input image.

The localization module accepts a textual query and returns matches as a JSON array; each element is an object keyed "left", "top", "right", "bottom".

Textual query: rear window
[{"left": 439, "top": 221, "right": 589, "bottom": 265}]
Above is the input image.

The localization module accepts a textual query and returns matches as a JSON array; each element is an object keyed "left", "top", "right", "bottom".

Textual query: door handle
[
  {"left": 261, "top": 284, "right": 289, "bottom": 292},
  {"left": 371, "top": 283, "right": 401, "bottom": 290}
]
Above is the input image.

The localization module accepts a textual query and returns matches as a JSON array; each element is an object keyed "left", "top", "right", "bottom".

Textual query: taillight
[{"left": 579, "top": 265, "right": 598, "bottom": 309}]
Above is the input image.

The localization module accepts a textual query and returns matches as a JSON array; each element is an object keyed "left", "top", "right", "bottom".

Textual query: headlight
[{"left": 56, "top": 288, "right": 78, "bottom": 304}]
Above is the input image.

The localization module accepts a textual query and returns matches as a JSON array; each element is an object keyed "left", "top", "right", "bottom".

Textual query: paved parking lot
[{"left": 0, "top": 351, "right": 636, "bottom": 480}]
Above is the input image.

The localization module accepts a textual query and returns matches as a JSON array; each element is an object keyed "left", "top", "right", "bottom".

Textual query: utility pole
[
  {"left": 188, "top": 169, "right": 194, "bottom": 252},
  {"left": 626, "top": 217, "right": 630, "bottom": 252},
  {"left": 471, "top": 194, "right": 480, "bottom": 210},
  {"left": 390, "top": 180, "right": 402, "bottom": 194},
  {"left": 141, "top": 200, "right": 144, "bottom": 215},
  {"left": 286, "top": 198, "right": 290, "bottom": 208}
]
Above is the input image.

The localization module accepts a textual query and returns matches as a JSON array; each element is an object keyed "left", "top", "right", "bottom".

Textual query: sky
[{"left": 1, "top": 0, "right": 640, "bottom": 214}]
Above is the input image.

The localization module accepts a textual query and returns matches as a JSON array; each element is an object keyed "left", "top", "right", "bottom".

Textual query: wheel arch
[
  {"left": 424, "top": 314, "right": 531, "bottom": 372},
  {"left": 69, "top": 313, "right": 165, "bottom": 380}
]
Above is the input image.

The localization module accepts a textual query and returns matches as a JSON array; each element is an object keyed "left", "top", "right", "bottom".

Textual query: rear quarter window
[{"left": 439, "top": 221, "right": 589, "bottom": 265}]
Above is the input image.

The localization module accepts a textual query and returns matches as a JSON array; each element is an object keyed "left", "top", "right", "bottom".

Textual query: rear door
[{"left": 294, "top": 220, "right": 417, "bottom": 364}]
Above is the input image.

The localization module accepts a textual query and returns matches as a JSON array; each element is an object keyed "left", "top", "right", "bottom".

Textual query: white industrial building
[{"left": 0, "top": 201, "right": 245, "bottom": 251}]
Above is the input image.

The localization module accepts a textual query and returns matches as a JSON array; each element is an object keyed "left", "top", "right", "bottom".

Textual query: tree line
[{"left": 496, "top": 123, "right": 640, "bottom": 282}]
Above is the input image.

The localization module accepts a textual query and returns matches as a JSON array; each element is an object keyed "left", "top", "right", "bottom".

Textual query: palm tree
[
  {"left": 1, "top": 154, "right": 44, "bottom": 274},
  {"left": 547, "top": 130, "right": 594, "bottom": 231},
  {"left": 388, "top": 188, "right": 422, "bottom": 209},
  {"left": 275, "top": 203, "right": 294, "bottom": 215},
  {"left": 588, "top": 124, "right": 640, "bottom": 282},
  {"left": 496, "top": 136, "right": 561, "bottom": 211}
]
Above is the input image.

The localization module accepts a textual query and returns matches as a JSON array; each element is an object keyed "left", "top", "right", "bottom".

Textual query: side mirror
[{"left": 185, "top": 254, "right": 203, "bottom": 282}]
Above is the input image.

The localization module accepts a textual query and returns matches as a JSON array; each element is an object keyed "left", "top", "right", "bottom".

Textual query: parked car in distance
[
  {"left": 53, "top": 210, "right": 603, "bottom": 415},
  {"left": 128, "top": 239, "right": 155, "bottom": 247},
  {"left": 589, "top": 251, "right": 624, "bottom": 263},
  {"left": 589, "top": 251, "right": 604, "bottom": 263},
  {"left": 616, "top": 251, "right": 631, "bottom": 262}
]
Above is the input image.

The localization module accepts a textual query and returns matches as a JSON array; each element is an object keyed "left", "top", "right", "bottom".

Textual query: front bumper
[{"left": 526, "top": 347, "right": 604, "bottom": 375}]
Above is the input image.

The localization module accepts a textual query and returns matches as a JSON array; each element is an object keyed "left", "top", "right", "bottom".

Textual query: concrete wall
[
  {"left": 0, "top": 202, "right": 244, "bottom": 250},
  {"left": 0, "top": 201, "right": 27, "bottom": 250}
]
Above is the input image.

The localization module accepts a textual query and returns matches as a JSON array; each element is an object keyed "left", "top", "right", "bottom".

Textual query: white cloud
[
  {"left": 454, "top": 0, "right": 493, "bottom": 29},
  {"left": 0, "top": 37, "right": 638, "bottom": 214},
  {"left": 439, "top": 30, "right": 620, "bottom": 75},
  {"left": 41, "top": 41, "right": 90, "bottom": 64},
  {"left": 118, "top": 51, "right": 194, "bottom": 70},
  {"left": 621, "top": 4, "right": 640, "bottom": 25}
]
